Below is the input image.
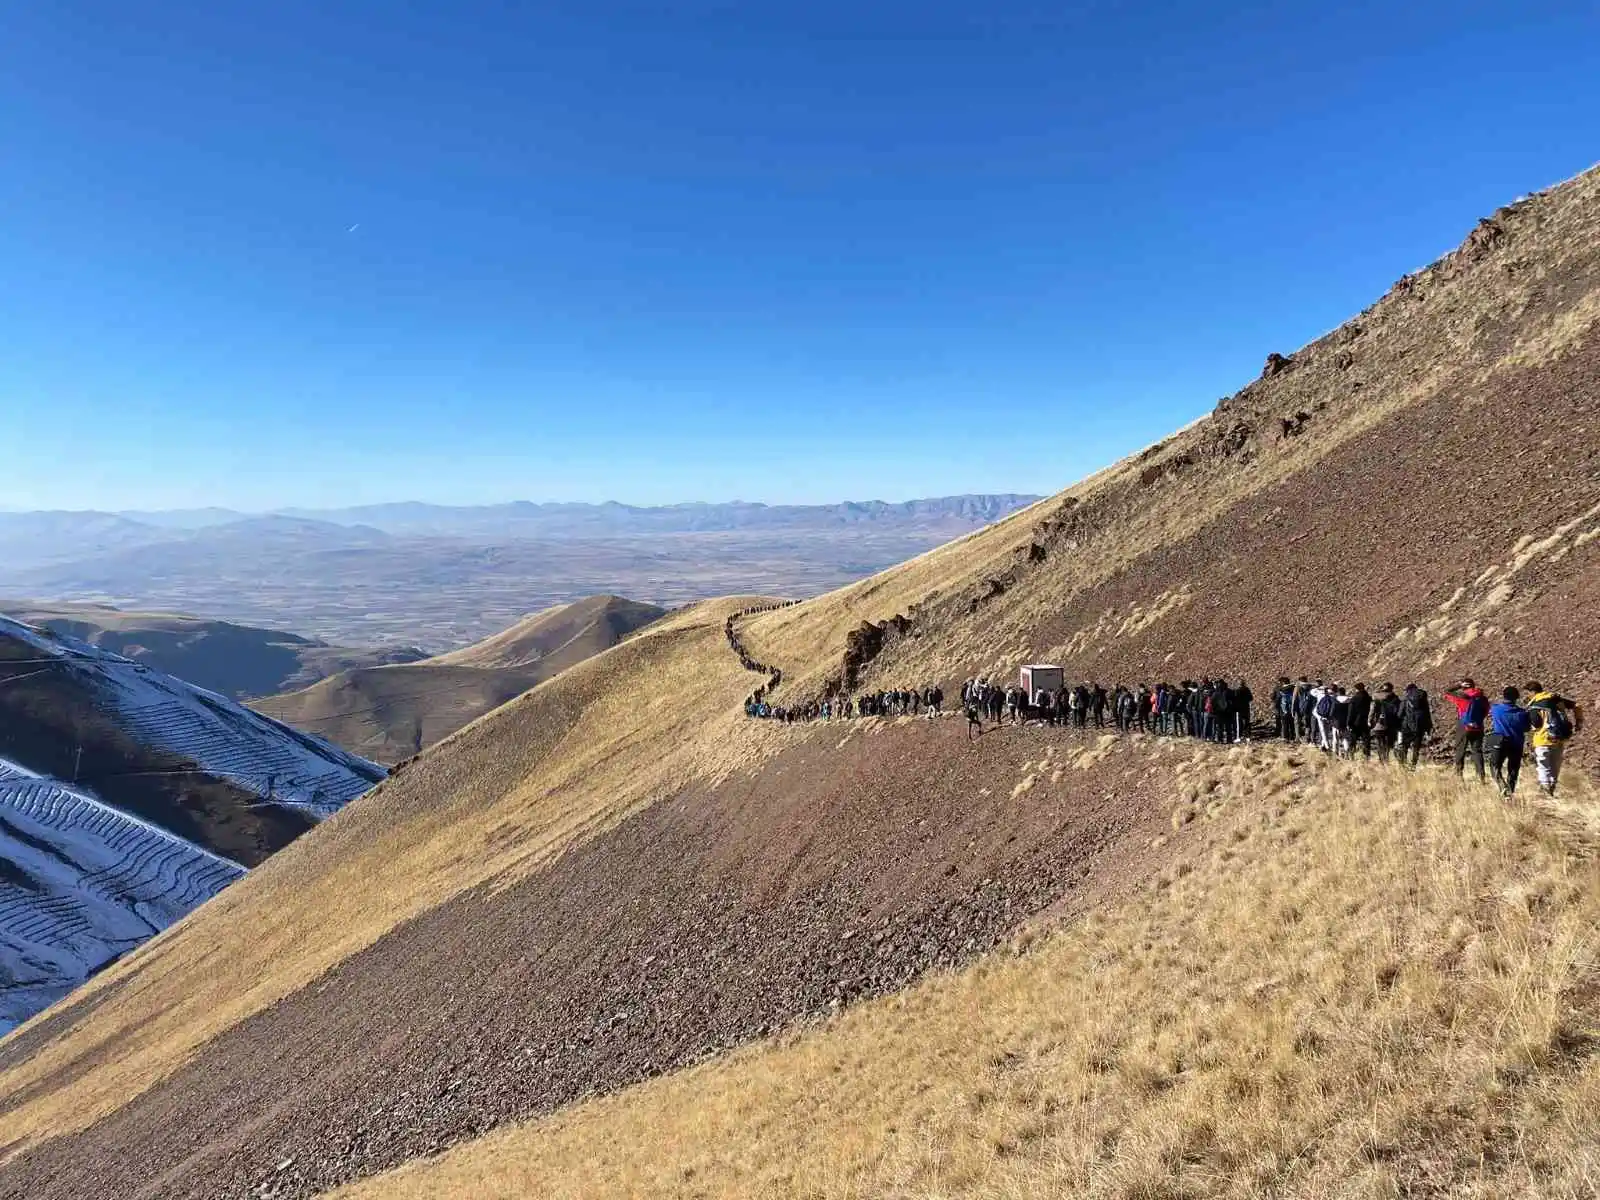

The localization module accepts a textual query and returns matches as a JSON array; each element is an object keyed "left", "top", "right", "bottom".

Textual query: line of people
[
  {"left": 961, "top": 678, "right": 1256, "bottom": 743},
  {"left": 741, "top": 662, "right": 1588, "bottom": 798},
  {"left": 1441, "top": 678, "right": 1583, "bottom": 797},
  {"left": 746, "top": 685, "right": 945, "bottom": 723},
  {"left": 725, "top": 602, "right": 798, "bottom": 706}
]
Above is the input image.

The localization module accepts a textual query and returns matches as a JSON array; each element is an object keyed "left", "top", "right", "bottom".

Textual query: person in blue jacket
[{"left": 1486, "top": 685, "right": 1532, "bottom": 797}]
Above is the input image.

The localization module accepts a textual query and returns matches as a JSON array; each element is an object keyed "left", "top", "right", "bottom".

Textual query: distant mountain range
[
  {"left": 1, "top": 495, "right": 1040, "bottom": 546},
  {"left": 0, "top": 495, "right": 1040, "bottom": 650}
]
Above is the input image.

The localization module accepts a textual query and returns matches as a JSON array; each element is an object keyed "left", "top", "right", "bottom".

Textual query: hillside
[
  {"left": 254, "top": 595, "right": 666, "bottom": 762},
  {"left": 0, "top": 602, "right": 426, "bottom": 699},
  {"left": 0, "top": 615, "right": 385, "bottom": 1036},
  {"left": 1, "top": 166, "right": 1598, "bottom": 1200}
]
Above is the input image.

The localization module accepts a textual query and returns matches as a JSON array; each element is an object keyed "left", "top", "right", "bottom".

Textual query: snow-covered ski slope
[
  {"left": 0, "top": 757, "right": 246, "bottom": 1036},
  {"left": 0, "top": 614, "right": 384, "bottom": 816},
  {"left": 0, "top": 614, "right": 386, "bottom": 1033}
]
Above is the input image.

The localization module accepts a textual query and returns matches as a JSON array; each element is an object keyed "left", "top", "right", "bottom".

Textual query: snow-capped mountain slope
[
  {"left": 0, "top": 614, "right": 385, "bottom": 1032},
  {"left": 0, "top": 615, "right": 383, "bottom": 817},
  {"left": 0, "top": 758, "right": 246, "bottom": 1036}
]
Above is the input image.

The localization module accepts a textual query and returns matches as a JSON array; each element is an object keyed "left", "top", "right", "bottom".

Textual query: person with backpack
[
  {"left": 1272, "top": 677, "right": 1296, "bottom": 741},
  {"left": 1312, "top": 682, "right": 1335, "bottom": 752},
  {"left": 1295, "top": 678, "right": 1317, "bottom": 742},
  {"left": 1397, "top": 683, "right": 1433, "bottom": 768},
  {"left": 1487, "top": 686, "right": 1531, "bottom": 797},
  {"left": 1371, "top": 683, "right": 1403, "bottom": 764},
  {"left": 1230, "top": 679, "right": 1253, "bottom": 742},
  {"left": 1329, "top": 685, "right": 1353, "bottom": 757},
  {"left": 1525, "top": 682, "right": 1583, "bottom": 795},
  {"left": 1445, "top": 678, "right": 1489, "bottom": 782},
  {"left": 1347, "top": 683, "right": 1373, "bottom": 758}
]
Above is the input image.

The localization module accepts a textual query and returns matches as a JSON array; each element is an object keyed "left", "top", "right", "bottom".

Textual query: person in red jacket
[{"left": 1445, "top": 678, "right": 1490, "bottom": 782}]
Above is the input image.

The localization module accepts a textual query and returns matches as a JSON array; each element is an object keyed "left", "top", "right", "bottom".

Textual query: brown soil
[{"left": 0, "top": 718, "right": 1191, "bottom": 1200}]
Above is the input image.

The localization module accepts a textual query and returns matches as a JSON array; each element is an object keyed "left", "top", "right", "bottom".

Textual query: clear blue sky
[{"left": 2, "top": 2, "right": 1595, "bottom": 511}]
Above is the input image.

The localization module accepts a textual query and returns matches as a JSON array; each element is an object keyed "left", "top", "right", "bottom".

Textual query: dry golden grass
[
  {"left": 0, "top": 597, "right": 805, "bottom": 1160},
  {"left": 331, "top": 752, "right": 1600, "bottom": 1200},
  {"left": 425, "top": 594, "right": 664, "bottom": 669}
]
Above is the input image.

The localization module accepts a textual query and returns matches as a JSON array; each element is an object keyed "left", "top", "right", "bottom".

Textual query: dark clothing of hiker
[
  {"left": 1488, "top": 700, "right": 1532, "bottom": 795},
  {"left": 1371, "top": 693, "right": 1403, "bottom": 764},
  {"left": 1446, "top": 686, "right": 1489, "bottom": 781},
  {"left": 1397, "top": 686, "right": 1432, "bottom": 769},
  {"left": 1346, "top": 688, "right": 1373, "bottom": 758}
]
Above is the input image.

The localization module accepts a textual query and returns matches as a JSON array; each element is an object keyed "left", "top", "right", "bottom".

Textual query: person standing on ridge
[
  {"left": 1525, "top": 682, "right": 1583, "bottom": 796},
  {"left": 1273, "top": 677, "right": 1296, "bottom": 741},
  {"left": 1398, "top": 682, "right": 1433, "bottom": 768},
  {"left": 1329, "top": 684, "right": 1353, "bottom": 757},
  {"left": 1371, "top": 683, "right": 1402, "bottom": 764},
  {"left": 1347, "top": 682, "right": 1373, "bottom": 759},
  {"left": 1295, "top": 678, "right": 1317, "bottom": 742},
  {"left": 1445, "top": 678, "right": 1489, "bottom": 782},
  {"left": 1232, "top": 678, "right": 1253, "bottom": 742},
  {"left": 1311, "top": 680, "right": 1334, "bottom": 752},
  {"left": 1487, "top": 686, "right": 1531, "bottom": 797}
]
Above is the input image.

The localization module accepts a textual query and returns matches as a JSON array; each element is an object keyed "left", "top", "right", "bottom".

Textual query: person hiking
[
  {"left": 1231, "top": 679, "right": 1253, "bottom": 742},
  {"left": 1346, "top": 683, "right": 1373, "bottom": 759},
  {"left": 1090, "top": 683, "right": 1108, "bottom": 729},
  {"left": 1487, "top": 686, "right": 1531, "bottom": 797},
  {"left": 1371, "top": 683, "right": 1403, "bottom": 764},
  {"left": 1328, "top": 685, "right": 1353, "bottom": 757},
  {"left": 1445, "top": 678, "right": 1489, "bottom": 782},
  {"left": 1525, "top": 682, "right": 1584, "bottom": 796},
  {"left": 1311, "top": 681, "right": 1335, "bottom": 752},
  {"left": 1209, "top": 679, "right": 1232, "bottom": 744},
  {"left": 1397, "top": 683, "right": 1433, "bottom": 768},
  {"left": 1272, "top": 677, "right": 1295, "bottom": 741},
  {"left": 1294, "top": 678, "right": 1317, "bottom": 742},
  {"left": 1072, "top": 684, "right": 1090, "bottom": 729}
]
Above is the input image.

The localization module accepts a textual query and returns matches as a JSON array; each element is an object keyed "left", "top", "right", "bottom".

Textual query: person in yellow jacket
[{"left": 1524, "top": 681, "right": 1584, "bottom": 795}]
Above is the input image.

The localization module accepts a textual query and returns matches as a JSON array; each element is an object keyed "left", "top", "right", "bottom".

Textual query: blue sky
[{"left": 2, "top": 2, "right": 1595, "bottom": 511}]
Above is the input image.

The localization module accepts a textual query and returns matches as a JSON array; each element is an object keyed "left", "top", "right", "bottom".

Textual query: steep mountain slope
[
  {"left": 1, "top": 167, "right": 1598, "bottom": 1200},
  {"left": 0, "top": 615, "right": 385, "bottom": 1034},
  {"left": 0, "top": 759, "right": 245, "bottom": 1037},
  {"left": 254, "top": 595, "right": 665, "bottom": 763},
  {"left": 0, "top": 602, "right": 426, "bottom": 699}
]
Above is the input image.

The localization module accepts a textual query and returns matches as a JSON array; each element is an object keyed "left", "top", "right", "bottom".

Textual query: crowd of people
[{"left": 739, "top": 657, "right": 1589, "bottom": 797}]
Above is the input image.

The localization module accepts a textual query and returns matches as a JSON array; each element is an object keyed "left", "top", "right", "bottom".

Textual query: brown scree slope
[
  {"left": 0, "top": 166, "right": 1598, "bottom": 1199},
  {"left": 253, "top": 594, "right": 665, "bottom": 763}
]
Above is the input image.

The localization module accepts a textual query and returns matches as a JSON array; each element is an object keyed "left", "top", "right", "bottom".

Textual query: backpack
[
  {"left": 1315, "top": 692, "right": 1335, "bottom": 720},
  {"left": 1533, "top": 699, "right": 1574, "bottom": 741},
  {"left": 1402, "top": 691, "right": 1429, "bottom": 731},
  {"left": 1462, "top": 692, "right": 1489, "bottom": 729}
]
